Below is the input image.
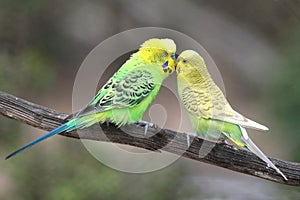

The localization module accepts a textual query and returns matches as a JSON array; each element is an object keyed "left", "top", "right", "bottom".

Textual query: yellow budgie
[{"left": 176, "top": 50, "right": 287, "bottom": 180}]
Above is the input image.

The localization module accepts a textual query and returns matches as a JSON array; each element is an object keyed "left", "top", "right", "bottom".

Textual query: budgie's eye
[
  {"left": 163, "top": 51, "right": 168, "bottom": 57},
  {"left": 183, "top": 59, "right": 187, "bottom": 64}
]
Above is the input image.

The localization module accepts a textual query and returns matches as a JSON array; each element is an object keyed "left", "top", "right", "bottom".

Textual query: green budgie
[
  {"left": 176, "top": 50, "right": 287, "bottom": 180},
  {"left": 6, "top": 38, "right": 176, "bottom": 159}
]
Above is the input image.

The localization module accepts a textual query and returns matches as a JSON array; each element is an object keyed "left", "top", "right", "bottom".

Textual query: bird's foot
[
  {"left": 186, "top": 135, "right": 191, "bottom": 148},
  {"left": 221, "top": 139, "right": 229, "bottom": 145},
  {"left": 185, "top": 132, "right": 197, "bottom": 148},
  {"left": 137, "top": 120, "right": 150, "bottom": 136},
  {"left": 106, "top": 120, "right": 110, "bottom": 128}
]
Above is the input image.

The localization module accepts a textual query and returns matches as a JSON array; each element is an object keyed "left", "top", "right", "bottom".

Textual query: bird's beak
[
  {"left": 176, "top": 56, "right": 180, "bottom": 63},
  {"left": 175, "top": 56, "right": 180, "bottom": 71}
]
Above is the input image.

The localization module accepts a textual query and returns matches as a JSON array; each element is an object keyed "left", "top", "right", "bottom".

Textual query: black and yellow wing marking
[
  {"left": 97, "top": 69, "right": 155, "bottom": 108},
  {"left": 181, "top": 86, "right": 268, "bottom": 130},
  {"left": 76, "top": 69, "right": 156, "bottom": 117}
]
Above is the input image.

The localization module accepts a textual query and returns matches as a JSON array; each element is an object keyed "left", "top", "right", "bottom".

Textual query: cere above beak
[{"left": 170, "top": 53, "right": 175, "bottom": 59}]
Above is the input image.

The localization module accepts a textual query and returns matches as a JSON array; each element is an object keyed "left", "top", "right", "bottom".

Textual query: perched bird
[
  {"left": 6, "top": 38, "right": 176, "bottom": 159},
  {"left": 176, "top": 50, "right": 287, "bottom": 180}
]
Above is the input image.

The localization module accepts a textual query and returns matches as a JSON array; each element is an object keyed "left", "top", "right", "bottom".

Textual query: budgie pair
[{"left": 6, "top": 38, "right": 287, "bottom": 180}]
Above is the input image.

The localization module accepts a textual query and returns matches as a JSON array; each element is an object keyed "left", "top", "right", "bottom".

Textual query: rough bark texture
[{"left": 0, "top": 90, "right": 299, "bottom": 185}]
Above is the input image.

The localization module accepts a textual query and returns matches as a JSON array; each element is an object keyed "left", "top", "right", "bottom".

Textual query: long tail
[
  {"left": 5, "top": 119, "right": 77, "bottom": 160},
  {"left": 240, "top": 126, "right": 288, "bottom": 181}
]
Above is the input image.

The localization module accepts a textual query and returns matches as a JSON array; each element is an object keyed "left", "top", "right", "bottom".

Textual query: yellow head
[
  {"left": 138, "top": 38, "right": 176, "bottom": 76},
  {"left": 176, "top": 50, "right": 210, "bottom": 82}
]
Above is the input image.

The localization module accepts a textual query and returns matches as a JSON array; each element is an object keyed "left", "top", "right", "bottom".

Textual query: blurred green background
[{"left": 0, "top": 0, "right": 300, "bottom": 199}]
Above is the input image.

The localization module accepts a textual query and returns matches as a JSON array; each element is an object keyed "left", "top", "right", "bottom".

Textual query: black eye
[
  {"left": 163, "top": 51, "right": 168, "bottom": 57},
  {"left": 183, "top": 59, "right": 187, "bottom": 63}
]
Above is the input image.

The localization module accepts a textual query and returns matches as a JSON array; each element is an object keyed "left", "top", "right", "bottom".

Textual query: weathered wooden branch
[{"left": 0, "top": 90, "right": 299, "bottom": 186}]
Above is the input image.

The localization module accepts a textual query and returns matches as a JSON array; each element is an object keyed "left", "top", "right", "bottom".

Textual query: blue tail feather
[{"left": 6, "top": 122, "right": 74, "bottom": 160}]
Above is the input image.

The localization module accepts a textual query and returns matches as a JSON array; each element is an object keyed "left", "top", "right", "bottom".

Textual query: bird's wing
[
  {"left": 216, "top": 111, "right": 269, "bottom": 131},
  {"left": 77, "top": 68, "right": 156, "bottom": 116},
  {"left": 181, "top": 86, "right": 268, "bottom": 131}
]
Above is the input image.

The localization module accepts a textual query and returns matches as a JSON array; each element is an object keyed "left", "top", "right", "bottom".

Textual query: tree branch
[{"left": 0, "top": 90, "right": 299, "bottom": 186}]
